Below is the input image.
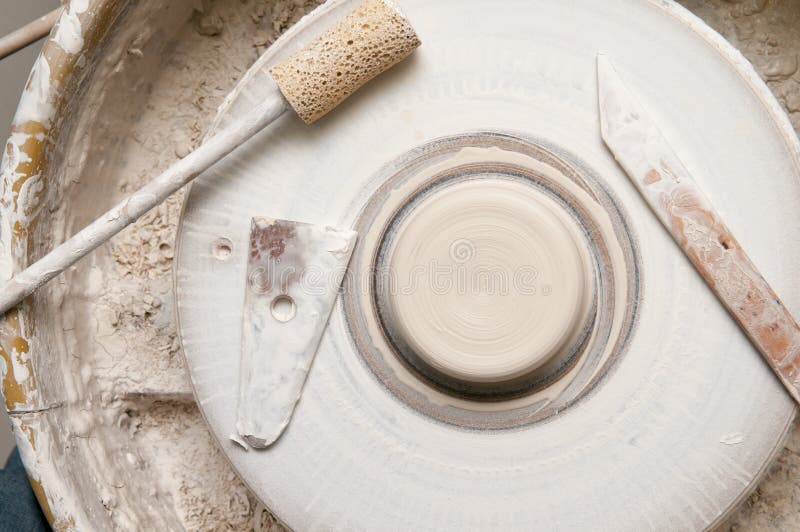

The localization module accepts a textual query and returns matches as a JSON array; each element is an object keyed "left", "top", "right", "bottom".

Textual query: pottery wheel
[{"left": 176, "top": 0, "right": 800, "bottom": 529}]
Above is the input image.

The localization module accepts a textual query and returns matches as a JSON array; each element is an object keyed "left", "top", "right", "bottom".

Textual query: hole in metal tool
[{"left": 271, "top": 295, "right": 296, "bottom": 322}]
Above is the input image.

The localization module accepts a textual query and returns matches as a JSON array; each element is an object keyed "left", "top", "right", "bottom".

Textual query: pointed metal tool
[
  {"left": 236, "top": 217, "right": 357, "bottom": 448},
  {"left": 597, "top": 53, "right": 800, "bottom": 404}
]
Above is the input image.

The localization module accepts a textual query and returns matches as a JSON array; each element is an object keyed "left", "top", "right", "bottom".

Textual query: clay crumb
[
  {"left": 720, "top": 433, "right": 746, "bottom": 446},
  {"left": 196, "top": 12, "right": 224, "bottom": 36},
  {"left": 786, "top": 92, "right": 800, "bottom": 113}
]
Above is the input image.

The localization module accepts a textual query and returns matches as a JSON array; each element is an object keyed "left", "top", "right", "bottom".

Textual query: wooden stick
[
  {"left": 599, "top": 54, "right": 800, "bottom": 404},
  {"left": 0, "top": 86, "right": 288, "bottom": 314},
  {"left": 0, "top": 7, "right": 63, "bottom": 61}
]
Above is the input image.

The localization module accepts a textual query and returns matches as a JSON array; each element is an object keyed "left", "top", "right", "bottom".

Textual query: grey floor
[{"left": 1, "top": 0, "right": 61, "bottom": 467}]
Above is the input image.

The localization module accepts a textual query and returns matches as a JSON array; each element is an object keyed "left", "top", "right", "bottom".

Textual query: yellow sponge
[{"left": 270, "top": 0, "right": 421, "bottom": 124}]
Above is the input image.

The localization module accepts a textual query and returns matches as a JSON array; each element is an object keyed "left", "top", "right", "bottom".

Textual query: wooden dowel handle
[
  {"left": 0, "top": 7, "right": 63, "bottom": 61},
  {"left": 0, "top": 88, "right": 288, "bottom": 315}
]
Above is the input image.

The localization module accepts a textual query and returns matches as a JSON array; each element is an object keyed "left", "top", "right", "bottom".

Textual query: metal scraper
[{"left": 236, "top": 217, "right": 357, "bottom": 448}]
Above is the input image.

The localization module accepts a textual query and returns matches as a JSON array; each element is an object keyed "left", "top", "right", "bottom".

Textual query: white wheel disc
[{"left": 176, "top": 0, "right": 800, "bottom": 529}]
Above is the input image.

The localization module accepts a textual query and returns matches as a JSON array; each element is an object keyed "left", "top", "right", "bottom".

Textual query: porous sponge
[{"left": 270, "top": 0, "right": 421, "bottom": 124}]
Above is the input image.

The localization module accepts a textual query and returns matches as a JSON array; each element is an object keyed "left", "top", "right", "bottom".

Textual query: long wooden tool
[
  {"left": 0, "top": 7, "right": 62, "bottom": 61},
  {"left": 0, "top": 0, "right": 419, "bottom": 315},
  {"left": 598, "top": 53, "right": 800, "bottom": 404}
]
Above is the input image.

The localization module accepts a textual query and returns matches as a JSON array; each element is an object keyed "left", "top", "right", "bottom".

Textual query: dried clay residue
[{"left": 32, "top": 0, "right": 321, "bottom": 529}]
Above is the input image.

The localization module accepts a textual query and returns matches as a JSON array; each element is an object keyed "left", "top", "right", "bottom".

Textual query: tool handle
[
  {"left": 0, "top": 87, "right": 288, "bottom": 315},
  {"left": 0, "top": 7, "right": 62, "bottom": 61}
]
